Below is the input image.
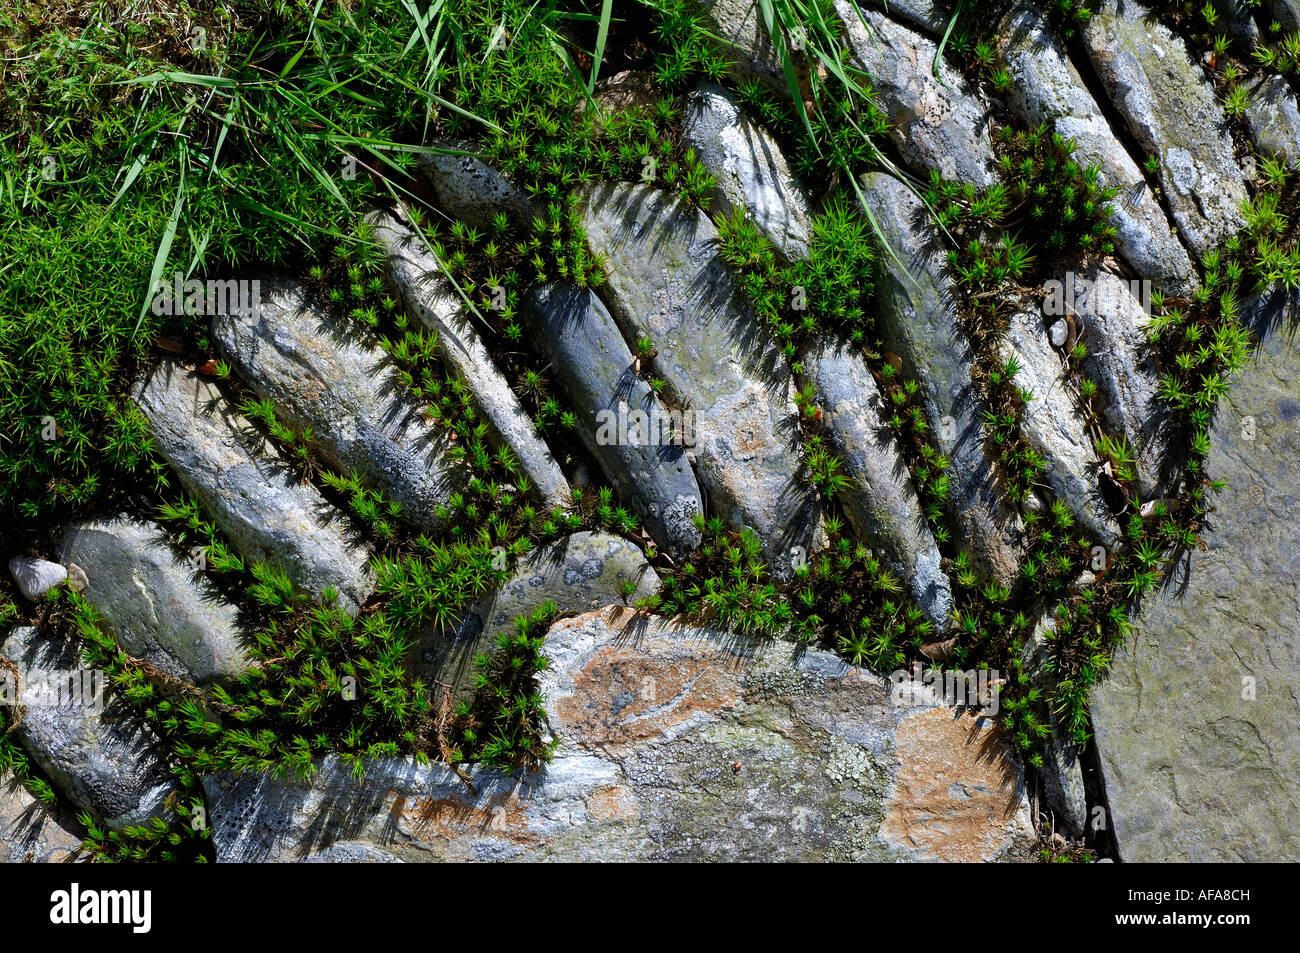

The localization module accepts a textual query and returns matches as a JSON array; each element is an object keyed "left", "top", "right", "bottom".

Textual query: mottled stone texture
[
  {"left": 59, "top": 516, "right": 250, "bottom": 685},
  {"left": 1091, "top": 295, "right": 1300, "bottom": 862},
  {"left": 206, "top": 608, "right": 1035, "bottom": 862},
  {"left": 528, "top": 284, "right": 702, "bottom": 560},
  {"left": 1082, "top": 0, "right": 1247, "bottom": 258},
  {"left": 1, "top": 626, "right": 175, "bottom": 831}
]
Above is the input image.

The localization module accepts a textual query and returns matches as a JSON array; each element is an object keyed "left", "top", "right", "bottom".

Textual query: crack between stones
[{"left": 1082, "top": 724, "right": 1123, "bottom": 860}]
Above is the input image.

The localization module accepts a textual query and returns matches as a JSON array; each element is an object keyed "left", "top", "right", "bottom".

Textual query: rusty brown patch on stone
[
  {"left": 585, "top": 784, "right": 637, "bottom": 822},
  {"left": 878, "top": 708, "right": 1029, "bottom": 862},
  {"left": 401, "top": 791, "right": 539, "bottom": 850},
  {"left": 555, "top": 638, "right": 741, "bottom": 753}
]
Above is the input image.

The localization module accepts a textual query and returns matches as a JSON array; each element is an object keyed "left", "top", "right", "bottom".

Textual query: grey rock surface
[
  {"left": 693, "top": 0, "right": 791, "bottom": 97},
  {"left": 0, "top": 771, "right": 85, "bottom": 863},
  {"left": 528, "top": 283, "right": 703, "bottom": 559},
  {"left": 206, "top": 608, "right": 1035, "bottom": 862},
  {"left": 1245, "top": 74, "right": 1300, "bottom": 165},
  {"left": 838, "top": 2, "right": 999, "bottom": 187},
  {"left": 8, "top": 557, "right": 67, "bottom": 603},
  {"left": 579, "top": 181, "right": 818, "bottom": 578},
  {"left": 1, "top": 626, "right": 174, "bottom": 831},
  {"left": 1267, "top": 0, "right": 1300, "bottom": 31},
  {"left": 1091, "top": 298, "right": 1300, "bottom": 861},
  {"left": 213, "top": 280, "right": 463, "bottom": 532},
  {"left": 807, "top": 343, "right": 953, "bottom": 631},
  {"left": 997, "top": 3, "right": 1197, "bottom": 294},
  {"left": 860, "top": 171, "right": 1025, "bottom": 586},
  {"left": 860, "top": 0, "right": 947, "bottom": 34},
  {"left": 300, "top": 841, "right": 405, "bottom": 863},
  {"left": 411, "top": 532, "right": 660, "bottom": 706},
  {"left": 368, "top": 209, "right": 571, "bottom": 511},
  {"left": 1000, "top": 306, "right": 1121, "bottom": 546},
  {"left": 419, "top": 139, "right": 538, "bottom": 230},
  {"left": 1082, "top": 0, "right": 1248, "bottom": 259},
  {"left": 134, "top": 360, "right": 375, "bottom": 613},
  {"left": 58, "top": 515, "right": 249, "bottom": 685},
  {"left": 1075, "top": 269, "right": 1175, "bottom": 499},
  {"left": 681, "top": 83, "right": 812, "bottom": 261}
]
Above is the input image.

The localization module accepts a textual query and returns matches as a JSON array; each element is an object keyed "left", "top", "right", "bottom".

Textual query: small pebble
[{"left": 8, "top": 557, "right": 68, "bottom": 602}]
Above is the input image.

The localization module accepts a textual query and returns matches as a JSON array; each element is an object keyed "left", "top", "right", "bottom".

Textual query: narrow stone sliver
[
  {"left": 860, "top": 170, "right": 1026, "bottom": 587},
  {"left": 999, "top": 305, "right": 1123, "bottom": 547},
  {"left": 58, "top": 515, "right": 251, "bottom": 686},
  {"left": 1073, "top": 268, "right": 1176, "bottom": 500},
  {"left": 807, "top": 342, "right": 954, "bottom": 631},
  {"left": 133, "top": 359, "right": 375, "bottom": 614},
  {"left": 1244, "top": 73, "right": 1300, "bottom": 166},
  {"left": 996, "top": 2, "right": 1198, "bottom": 295},
  {"left": 578, "top": 180, "right": 819, "bottom": 580},
  {"left": 527, "top": 283, "right": 704, "bottom": 560},
  {"left": 367, "top": 208, "right": 572, "bottom": 512},
  {"left": 1081, "top": 0, "right": 1249, "bottom": 261},
  {"left": 213, "top": 279, "right": 466, "bottom": 533}
]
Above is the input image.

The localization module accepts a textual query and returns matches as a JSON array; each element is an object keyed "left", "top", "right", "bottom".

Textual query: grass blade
[{"left": 133, "top": 145, "right": 187, "bottom": 341}]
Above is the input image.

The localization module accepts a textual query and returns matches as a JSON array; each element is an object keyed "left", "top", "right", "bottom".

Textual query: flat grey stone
[
  {"left": 58, "top": 515, "right": 250, "bottom": 685},
  {"left": 996, "top": 3, "right": 1197, "bottom": 294},
  {"left": 134, "top": 360, "right": 375, "bottom": 614},
  {"left": 1074, "top": 269, "right": 1175, "bottom": 499},
  {"left": 681, "top": 83, "right": 812, "bottom": 261},
  {"left": 0, "top": 770, "right": 85, "bottom": 863},
  {"left": 1245, "top": 74, "right": 1300, "bottom": 165},
  {"left": 528, "top": 283, "right": 703, "bottom": 560},
  {"left": 859, "top": 171, "right": 1025, "bottom": 586},
  {"left": 1000, "top": 306, "right": 1121, "bottom": 546},
  {"left": 838, "top": 2, "right": 1000, "bottom": 187},
  {"left": 204, "top": 608, "right": 1035, "bottom": 862},
  {"left": 213, "top": 279, "right": 464, "bottom": 532},
  {"left": 1082, "top": 0, "right": 1248, "bottom": 259},
  {"left": 1091, "top": 301, "right": 1300, "bottom": 861},
  {"left": 1, "top": 626, "right": 174, "bottom": 831},
  {"left": 579, "top": 181, "right": 818, "bottom": 578}
]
